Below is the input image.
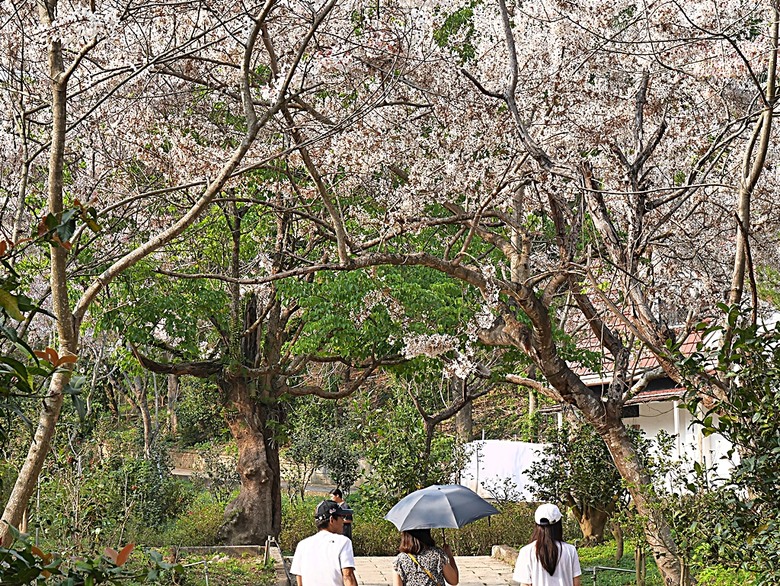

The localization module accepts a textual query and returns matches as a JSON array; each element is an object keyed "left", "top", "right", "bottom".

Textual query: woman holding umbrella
[
  {"left": 386, "top": 484, "right": 498, "bottom": 586},
  {"left": 392, "top": 529, "right": 459, "bottom": 586},
  {"left": 512, "top": 503, "right": 582, "bottom": 586}
]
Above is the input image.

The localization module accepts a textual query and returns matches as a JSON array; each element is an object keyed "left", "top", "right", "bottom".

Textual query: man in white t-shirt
[{"left": 290, "top": 500, "right": 357, "bottom": 586}]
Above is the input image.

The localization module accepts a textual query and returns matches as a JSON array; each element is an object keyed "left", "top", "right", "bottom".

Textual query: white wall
[
  {"left": 458, "top": 440, "right": 547, "bottom": 501},
  {"left": 456, "top": 403, "right": 735, "bottom": 501},
  {"left": 623, "top": 401, "right": 735, "bottom": 481}
]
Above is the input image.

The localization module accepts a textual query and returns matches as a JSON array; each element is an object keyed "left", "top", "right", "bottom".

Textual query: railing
[
  {"left": 582, "top": 565, "right": 636, "bottom": 585},
  {"left": 181, "top": 559, "right": 211, "bottom": 586},
  {"left": 265, "top": 535, "right": 293, "bottom": 586}
]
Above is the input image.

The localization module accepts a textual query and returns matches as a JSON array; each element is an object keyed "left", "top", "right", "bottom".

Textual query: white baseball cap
[{"left": 534, "top": 503, "right": 562, "bottom": 525}]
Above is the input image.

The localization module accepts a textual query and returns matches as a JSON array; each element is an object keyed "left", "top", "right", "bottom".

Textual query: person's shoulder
[
  {"left": 328, "top": 531, "right": 353, "bottom": 550},
  {"left": 518, "top": 541, "right": 536, "bottom": 554},
  {"left": 562, "top": 542, "right": 579, "bottom": 555},
  {"left": 294, "top": 533, "right": 317, "bottom": 551}
]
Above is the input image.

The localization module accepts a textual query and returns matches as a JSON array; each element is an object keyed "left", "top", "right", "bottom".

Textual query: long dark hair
[
  {"left": 399, "top": 529, "right": 436, "bottom": 554},
  {"left": 531, "top": 520, "right": 564, "bottom": 576}
]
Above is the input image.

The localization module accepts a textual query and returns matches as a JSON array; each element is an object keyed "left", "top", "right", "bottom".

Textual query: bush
[
  {"left": 281, "top": 495, "right": 542, "bottom": 557},
  {"left": 164, "top": 553, "right": 275, "bottom": 586},
  {"left": 695, "top": 566, "right": 756, "bottom": 586},
  {"left": 133, "top": 491, "right": 225, "bottom": 547},
  {"left": 122, "top": 447, "right": 195, "bottom": 529},
  {"left": 176, "top": 381, "right": 230, "bottom": 446}
]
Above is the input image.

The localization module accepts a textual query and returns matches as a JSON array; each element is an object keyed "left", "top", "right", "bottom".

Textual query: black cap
[{"left": 315, "top": 500, "right": 347, "bottom": 522}]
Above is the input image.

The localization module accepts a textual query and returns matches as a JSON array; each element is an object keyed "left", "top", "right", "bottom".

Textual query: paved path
[{"left": 354, "top": 556, "right": 515, "bottom": 586}]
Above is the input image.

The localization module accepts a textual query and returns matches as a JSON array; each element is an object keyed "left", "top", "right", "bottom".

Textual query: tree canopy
[{"left": 3, "top": 1, "right": 780, "bottom": 583}]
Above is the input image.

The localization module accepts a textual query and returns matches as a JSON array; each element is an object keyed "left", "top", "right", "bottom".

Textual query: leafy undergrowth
[
  {"left": 576, "top": 543, "right": 756, "bottom": 586},
  {"left": 170, "top": 553, "right": 275, "bottom": 586},
  {"left": 577, "top": 543, "right": 662, "bottom": 586}
]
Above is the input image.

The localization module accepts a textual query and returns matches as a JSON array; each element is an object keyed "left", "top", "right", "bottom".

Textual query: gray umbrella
[{"left": 384, "top": 484, "right": 499, "bottom": 531}]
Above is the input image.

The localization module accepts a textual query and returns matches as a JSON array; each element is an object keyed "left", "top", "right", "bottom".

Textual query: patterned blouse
[{"left": 393, "top": 547, "right": 448, "bottom": 586}]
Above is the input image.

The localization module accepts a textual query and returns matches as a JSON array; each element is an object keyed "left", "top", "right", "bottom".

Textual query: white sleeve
[
  {"left": 340, "top": 539, "right": 356, "bottom": 569},
  {"left": 571, "top": 545, "right": 582, "bottom": 577},
  {"left": 512, "top": 546, "right": 532, "bottom": 583}
]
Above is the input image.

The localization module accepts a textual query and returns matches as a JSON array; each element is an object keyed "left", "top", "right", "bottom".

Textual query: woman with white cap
[{"left": 512, "top": 503, "right": 582, "bottom": 586}]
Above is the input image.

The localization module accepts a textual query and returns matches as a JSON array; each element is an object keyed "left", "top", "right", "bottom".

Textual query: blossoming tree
[
  {"left": 0, "top": 0, "right": 356, "bottom": 545},
  {"left": 225, "top": 1, "right": 780, "bottom": 583}
]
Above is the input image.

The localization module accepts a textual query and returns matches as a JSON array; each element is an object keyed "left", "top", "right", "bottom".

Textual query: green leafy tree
[
  {"left": 679, "top": 306, "right": 780, "bottom": 583},
  {"left": 528, "top": 420, "right": 628, "bottom": 544},
  {"left": 354, "top": 387, "right": 466, "bottom": 508},
  {"left": 282, "top": 396, "right": 359, "bottom": 501}
]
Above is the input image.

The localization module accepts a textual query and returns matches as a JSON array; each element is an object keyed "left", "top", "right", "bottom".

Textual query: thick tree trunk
[
  {"left": 218, "top": 377, "right": 281, "bottom": 544},
  {"left": 599, "top": 422, "right": 683, "bottom": 583},
  {"left": 573, "top": 504, "right": 610, "bottom": 544}
]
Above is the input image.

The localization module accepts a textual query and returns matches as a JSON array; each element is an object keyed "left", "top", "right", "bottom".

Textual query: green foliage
[
  {"left": 577, "top": 542, "right": 663, "bottom": 586},
  {"left": 168, "top": 553, "right": 274, "bottom": 586},
  {"left": 281, "top": 265, "right": 481, "bottom": 363},
  {"left": 122, "top": 448, "right": 193, "bottom": 530},
  {"left": 678, "top": 306, "right": 780, "bottom": 582},
  {"left": 695, "top": 566, "right": 756, "bottom": 586},
  {"left": 95, "top": 257, "right": 228, "bottom": 360},
  {"left": 757, "top": 265, "right": 780, "bottom": 307},
  {"left": 32, "top": 427, "right": 195, "bottom": 551},
  {"left": 322, "top": 438, "right": 360, "bottom": 495},
  {"left": 191, "top": 443, "right": 240, "bottom": 505},
  {"left": 0, "top": 524, "right": 180, "bottom": 585},
  {"left": 353, "top": 393, "right": 465, "bottom": 508},
  {"left": 433, "top": 3, "right": 479, "bottom": 63},
  {"left": 281, "top": 397, "right": 359, "bottom": 500},
  {"left": 0, "top": 239, "right": 59, "bottom": 445},
  {"left": 175, "top": 380, "right": 230, "bottom": 446},
  {"left": 133, "top": 492, "right": 226, "bottom": 547},
  {"left": 528, "top": 421, "right": 628, "bottom": 542}
]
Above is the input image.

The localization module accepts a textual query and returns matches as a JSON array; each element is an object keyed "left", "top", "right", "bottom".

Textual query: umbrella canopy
[{"left": 385, "top": 484, "right": 499, "bottom": 531}]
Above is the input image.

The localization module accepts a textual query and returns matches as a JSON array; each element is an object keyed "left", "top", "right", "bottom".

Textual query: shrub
[
  {"left": 695, "top": 566, "right": 756, "bottom": 586},
  {"left": 281, "top": 495, "right": 543, "bottom": 557},
  {"left": 176, "top": 381, "right": 230, "bottom": 446},
  {"left": 133, "top": 491, "right": 225, "bottom": 547},
  {"left": 165, "top": 553, "right": 275, "bottom": 586},
  {"left": 123, "top": 447, "right": 194, "bottom": 529}
]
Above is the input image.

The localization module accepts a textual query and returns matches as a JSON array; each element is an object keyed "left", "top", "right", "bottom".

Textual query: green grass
[
  {"left": 575, "top": 543, "right": 756, "bottom": 586},
  {"left": 173, "top": 553, "right": 275, "bottom": 586},
  {"left": 577, "top": 543, "right": 661, "bottom": 586}
]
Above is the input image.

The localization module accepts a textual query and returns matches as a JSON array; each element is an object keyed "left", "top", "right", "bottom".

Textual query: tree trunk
[
  {"left": 600, "top": 422, "right": 684, "bottom": 583},
  {"left": 167, "top": 373, "right": 179, "bottom": 437},
  {"left": 452, "top": 378, "right": 472, "bottom": 441},
  {"left": 575, "top": 505, "right": 610, "bottom": 544},
  {"left": 0, "top": 20, "right": 75, "bottom": 546},
  {"left": 218, "top": 377, "right": 281, "bottom": 544},
  {"left": 134, "top": 375, "right": 153, "bottom": 458},
  {"left": 635, "top": 545, "right": 647, "bottom": 586},
  {"left": 611, "top": 521, "right": 624, "bottom": 561}
]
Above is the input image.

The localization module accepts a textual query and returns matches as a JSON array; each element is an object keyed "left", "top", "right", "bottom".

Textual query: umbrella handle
[{"left": 441, "top": 528, "right": 446, "bottom": 545}]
